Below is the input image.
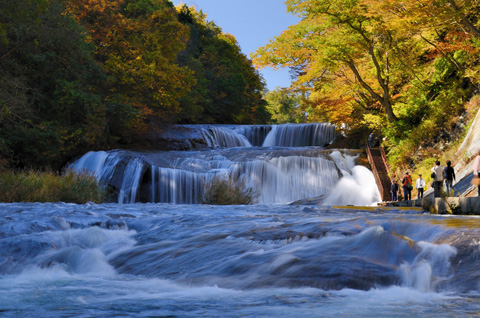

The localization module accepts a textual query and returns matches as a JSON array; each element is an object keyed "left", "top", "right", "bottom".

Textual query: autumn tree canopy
[{"left": 253, "top": 0, "right": 480, "bottom": 166}]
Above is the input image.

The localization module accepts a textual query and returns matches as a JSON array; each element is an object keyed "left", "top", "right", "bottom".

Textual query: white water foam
[
  {"left": 323, "top": 165, "right": 381, "bottom": 206},
  {"left": 399, "top": 241, "right": 457, "bottom": 292}
]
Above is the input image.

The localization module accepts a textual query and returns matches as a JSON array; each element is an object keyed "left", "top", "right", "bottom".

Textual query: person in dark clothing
[
  {"left": 390, "top": 179, "right": 398, "bottom": 201},
  {"left": 368, "top": 133, "right": 375, "bottom": 148},
  {"left": 444, "top": 160, "right": 455, "bottom": 196}
]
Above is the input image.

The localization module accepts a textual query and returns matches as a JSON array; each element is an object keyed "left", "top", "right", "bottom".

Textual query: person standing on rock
[
  {"left": 431, "top": 160, "right": 444, "bottom": 198},
  {"left": 416, "top": 174, "right": 426, "bottom": 199},
  {"left": 443, "top": 160, "right": 455, "bottom": 196},
  {"left": 402, "top": 172, "right": 412, "bottom": 200}
]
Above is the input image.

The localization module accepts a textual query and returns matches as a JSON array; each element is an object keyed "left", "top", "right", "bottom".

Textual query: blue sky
[{"left": 171, "top": 0, "right": 300, "bottom": 90}]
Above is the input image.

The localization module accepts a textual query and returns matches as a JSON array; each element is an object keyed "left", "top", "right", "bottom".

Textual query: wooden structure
[{"left": 366, "top": 145, "right": 392, "bottom": 201}]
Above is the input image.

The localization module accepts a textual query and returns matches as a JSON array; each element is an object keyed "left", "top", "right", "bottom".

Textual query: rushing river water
[{"left": 1, "top": 202, "right": 480, "bottom": 317}]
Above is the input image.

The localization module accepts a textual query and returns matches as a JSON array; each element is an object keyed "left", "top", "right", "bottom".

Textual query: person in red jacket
[{"left": 402, "top": 171, "right": 412, "bottom": 200}]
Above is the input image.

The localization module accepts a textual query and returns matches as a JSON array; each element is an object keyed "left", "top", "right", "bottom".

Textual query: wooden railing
[
  {"left": 379, "top": 146, "right": 392, "bottom": 177},
  {"left": 366, "top": 144, "right": 385, "bottom": 200}
]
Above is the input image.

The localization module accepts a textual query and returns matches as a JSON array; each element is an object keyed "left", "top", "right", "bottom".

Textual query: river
[{"left": 1, "top": 203, "right": 480, "bottom": 317}]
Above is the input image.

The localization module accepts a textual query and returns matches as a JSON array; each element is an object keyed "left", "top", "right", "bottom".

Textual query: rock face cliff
[
  {"left": 453, "top": 106, "right": 480, "bottom": 196},
  {"left": 457, "top": 107, "right": 480, "bottom": 160}
]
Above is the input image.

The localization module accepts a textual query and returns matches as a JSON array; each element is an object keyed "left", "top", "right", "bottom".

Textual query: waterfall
[
  {"left": 117, "top": 158, "right": 144, "bottom": 204},
  {"left": 237, "top": 125, "right": 272, "bottom": 146},
  {"left": 237, "top": 156, "right": 339, "bottom": 203},
  {"left": 70, "top": 148, "right": 379, "bottom": 205},
  {"left": 185, "top": 123, "right": 336, "bottom": 148},
  {"left": 69, "top": 151, "right": 122, "bottom": 185},
  {"left": 262, "top": 123, "right": 336, "bottom": 147},
  {"left": 199, "top": 126, "right": 252, "bottom": 148},
  {"left": 67, "top": 123, "right": 378, "bottom": 205}
]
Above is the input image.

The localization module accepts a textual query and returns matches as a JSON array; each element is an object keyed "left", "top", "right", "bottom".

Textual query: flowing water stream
[
  {"left": 1, "top": 123, "right": 479, "bottom": 317},
  {"left": 1, "top": 203, "right": 480, "bottom": 317}
]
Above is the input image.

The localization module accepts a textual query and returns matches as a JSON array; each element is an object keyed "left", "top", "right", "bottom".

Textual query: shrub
[
  {"left": 0, "top": 169, "right": 106, "bottom": 203},
  {"left": 199, "top": 176, "right": 259, "bottom": 205}
]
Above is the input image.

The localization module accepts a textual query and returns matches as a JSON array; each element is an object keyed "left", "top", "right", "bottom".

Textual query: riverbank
[{"left": 379, "top": 196, "right": 480, "bottom": 214}]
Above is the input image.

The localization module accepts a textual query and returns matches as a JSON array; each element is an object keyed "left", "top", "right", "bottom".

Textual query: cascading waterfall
[
  {"left": 238, "top": 156, "right": 340, "bottom": 203},
  {"left": 187, "top": 123, "right": 336, "bottom": 148},
  {"left": 262, "top": 123, "right": 336, "bottom": 147},
  {"left": 69, "top": 123, "right": 378, "bottom": 205},
  {"left": 237, "top": 125, "right": 272, "bottom": 146},
  {"left": 208, "top": 127, "right": 252, "bottom": 148},
  {"left": 71, "top": 150, "right": 122, "bottom": 186},
  {"left": 117, "top": 158, "right": 144, "bottom": 204},
  {"left": 70, "top": 148, "right": 379, "bottom": 205},
  {"left": 196, "top": 126, "right": 252, "bottom": 148}
]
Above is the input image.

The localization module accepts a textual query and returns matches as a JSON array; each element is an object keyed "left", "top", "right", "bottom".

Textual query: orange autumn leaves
[
  {"left": 68, "top": 0, "right": 194, "bottom": 126},
  {"left": 252, "top": 0, "right": 480, "bottom": 127}
]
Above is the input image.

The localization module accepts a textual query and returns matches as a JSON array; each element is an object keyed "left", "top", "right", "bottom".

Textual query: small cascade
[
  {"left": 117, "top": 158, "right": 145, "bottom": 204},
  {"left": 398, "top": 242, "right": 457, "bottom": 292},
  {"left": 70, "top": 151, "right": 109, "bottom": 179},
  {"left": 238, "top": 125, "right": 272, "bottom": 146},
  {"left": 200, "top": 126, "right": 252, "bottom": 148},
  {"left": 262, "top": 123, "right": 336, "bottom": 147},
  {"left": 236, "top": 156, "right": 339, "bottom": 203},
  {"left": 323, "top": 165, "right": 381, "bottom": 206},
  {"left": 69, "top": 151, "right": 122, "bottom": 185}
]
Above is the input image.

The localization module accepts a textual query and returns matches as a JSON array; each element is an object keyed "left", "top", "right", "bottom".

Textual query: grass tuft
[
  {"left": 0, "top": 169, "right": 106, "bottom": 203},
  {"left": 199, "top": 176, "right": 259, "bottom": 205}
]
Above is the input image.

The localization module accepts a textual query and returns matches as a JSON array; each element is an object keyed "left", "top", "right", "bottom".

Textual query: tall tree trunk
[
  {"left": 345, "top": 22, "right": 398, "bottom": 121},
  {"left": 347, "top": 59, "right": 397, "bottom": 122}
]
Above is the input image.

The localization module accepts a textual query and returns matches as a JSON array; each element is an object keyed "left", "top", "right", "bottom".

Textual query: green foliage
[
  {"left": 265, "top": 88, "right": 306, "bottom": 123},
  {"left": 176, "top": 6, "right": 269, "bottom": 124},
  {"left": 0, "top": 0, "right": 107, "bottom": 170},
  {"left": 0, "top": 169, "right": 106, "bottom": 203},
  {"left": 200, "top": 176, "right": 259, "bottom": 205}
]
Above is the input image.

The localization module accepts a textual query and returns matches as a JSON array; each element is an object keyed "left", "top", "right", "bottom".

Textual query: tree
[
  {"left": 265, "top": 88, "right": 306, "bottom": 123},
  {"left": 176, "top": 5, "right": 269, "bottom": 124},
  {"left": 0, "top": 0, "right": 107, "bottom": 169},
  {"left": 252, "top": 0, "right": 402, "bottom": 122},
  {"left": 69, "top": 0, "right": 195, "bottom": 127}
]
